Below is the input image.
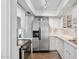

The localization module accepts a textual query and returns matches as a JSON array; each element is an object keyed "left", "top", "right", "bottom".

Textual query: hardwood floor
[{"left": 32, "top": 51, "right": 61, "bottom": 59}]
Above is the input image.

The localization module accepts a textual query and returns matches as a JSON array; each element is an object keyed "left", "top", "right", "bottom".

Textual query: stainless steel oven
[{"left": 19, "top": 40, "right": 31, "bottom": 59}]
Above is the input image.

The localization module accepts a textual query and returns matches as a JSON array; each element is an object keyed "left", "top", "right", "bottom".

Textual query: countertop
[
  {"left": 17, "top": 38, "right": 32, "bottom": 48},
  {"left": 18, "top": 38, "right": 32, "bottom": 40},
  {"left": 49, "top": 33, "right": 77, "bottom": 48}
]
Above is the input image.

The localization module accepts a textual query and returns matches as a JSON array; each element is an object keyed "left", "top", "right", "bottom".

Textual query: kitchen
[{"left": 1, "top": 0, "right": 77, "bottom": 59}]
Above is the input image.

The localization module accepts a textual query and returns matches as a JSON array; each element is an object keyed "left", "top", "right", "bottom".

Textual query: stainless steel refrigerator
[{"left": 32, "top": 17, "right": 49, "bottom": 51}]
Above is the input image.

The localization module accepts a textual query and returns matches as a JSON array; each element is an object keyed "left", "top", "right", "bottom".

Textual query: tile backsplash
[{"left": 50, "top": 28, "right": 76, "bottom": 37}]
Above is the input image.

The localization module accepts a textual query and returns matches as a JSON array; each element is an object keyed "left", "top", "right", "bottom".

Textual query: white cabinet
[
  {"left": 70, "top": 52, "right": 76, "bottom": 59},
  {"left": 49, "top": 36, "right": 64, "bottom": 58},
  {"left": 49, "top": 36, "right": 56, "bottom": 51},
  {"left": 33, "top": 21, "right": 39, "bottom": 30},
  {"left": 63, "top": 15, "right": 72, "bottom": 28},
  {"left": 49, "top": 36, "right": 77, "bottom": 59},
  {"left": 64, "top": 49, "right": 70, "bottom": 59},
  {"left": 64, "top": 48, "right": 76, "bottom": 59},
  {"left": 56, "top": 37, "right": 64, "bottom": 58},
  {"left": 56, "top": 37, "right": 59, "bottom": 51},
  {"left": 64, "top": 42, "right": 77, "bottom": 59}
]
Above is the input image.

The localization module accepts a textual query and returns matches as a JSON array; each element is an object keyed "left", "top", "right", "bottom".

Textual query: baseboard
[
  {"left": 33, "top": 50, "right": 50, "bottom": 53},
  {"left": 49, "top": 50, "right": 57, "bottom": 52}
]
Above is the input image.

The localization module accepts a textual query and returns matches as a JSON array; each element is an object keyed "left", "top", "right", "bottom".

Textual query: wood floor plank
[{"left": 32, "top": 51, "right": 61, "bottom": 59}]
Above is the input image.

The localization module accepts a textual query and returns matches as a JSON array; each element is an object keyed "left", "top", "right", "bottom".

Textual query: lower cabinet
[
  {"left": 56, "top": 37, "right": 59, "bottom": 51},
  {"left": 49, "top": 36, "right": 64, "bottom": 58},
  {"left": 49, "top": 36, "right": 77, "bottom": 59},
  {"left": 49, "top": 36, "right": 56, "bottom": 51},
  {"left": 64, "top": 49, "right": 70, "bottom": 59},
  {"left": 56, "top": 37, "right": 64, "bottom": 59},
  {"left": 70, "top": 52, "right": 76, "bottom": 59},
  {"left": 64, "top": 48, "right": 76, "bottom": 59},
  {"left": 64, "top": 42, "right": 77, "bottom": 59}
]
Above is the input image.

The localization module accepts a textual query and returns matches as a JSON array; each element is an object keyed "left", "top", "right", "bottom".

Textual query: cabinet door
[
  {"left": 33, "top": 21, "right": 39, "bottom": 30},
  {"left": 56, "top": 38, "right": 61, "bottom": 52},
  {"left": 70, "top": 52, "right": 76, "bottom": 59},
  {"left": 64, "top": 49, "right": 70, "bottom": 59},
  {"left": 59, "top": 39, "right": 64, "bottom": 58},
  {"left": 56, "top": 37, "right": 64, "bottom": 58},
  {"left": 56, "top": 37, "right": 59, "bottom": 51},
  {"left": 49, "top": 37, "right": 56, "bottom": 50}
]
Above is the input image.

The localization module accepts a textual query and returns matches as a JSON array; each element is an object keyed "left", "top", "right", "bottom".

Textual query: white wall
[
  {"left": 72, "top": 4, "right": 77, "bottom": 36},
  {"left": 2, "top": 0, "right": 19, "bottom": 59},
  {"left": 17, "top": 4, "right": 34, "bottom": 38},
  {"left": 49, "top": 17, "right": 63, "bottom": 29},
  {"left": 17, "top": 4, "right": 26, "bottom": 30},
  {"left": 11, "top": 0, "right": 19, "bottom": 59},
  {"left": 1, "top": 0, "right": 12, "bottom": 59},
  {"left": 72, "top": 5, "right": 77, "bottom": 19},
  {"left": 60, "top": 17, "right": 63, "bottom": 28},
  {"left": 25, "top": 16, "right": 34, "bottom": 37},
  {"left": 17, "top": 4, "right": 29, "bottom": 38}
]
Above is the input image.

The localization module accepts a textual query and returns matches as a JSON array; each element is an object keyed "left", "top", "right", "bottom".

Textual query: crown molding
[
  {"left": 25, "top": 0, "right": 69, "bottom": 16},
  {"left": 25, "top": 0, "right": 36, "bottom": 15}
]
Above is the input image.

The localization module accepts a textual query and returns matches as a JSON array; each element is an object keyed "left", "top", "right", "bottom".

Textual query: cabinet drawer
[
  {"left": 69, "top": 45, "right": 77, "bottom": 55},
  {"left": 64, "top": 42, "right": 77, "bottom": 55}
]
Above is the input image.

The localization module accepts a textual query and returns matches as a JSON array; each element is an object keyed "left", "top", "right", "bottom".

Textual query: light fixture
[
  {"left": 41, "top": 0, "right": 47, "bottom": 9},
  {"left": 44, "top": 0, "right": 47, "bottom": 8}
]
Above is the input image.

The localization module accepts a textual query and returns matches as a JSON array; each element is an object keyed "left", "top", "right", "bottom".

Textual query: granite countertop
[
  {"left": 18, "top": 38, "right": 32, "bottom": 40},
  {"left": 17, "top": 38, "right": 32, "bottom": 48},
  {"left": 49, "top": 33, "right": 77, "bottom": 48}
]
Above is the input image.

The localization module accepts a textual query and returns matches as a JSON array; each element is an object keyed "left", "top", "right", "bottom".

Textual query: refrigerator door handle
[{"left": 39, "top": 28, "right": 41, "bottom": 40}]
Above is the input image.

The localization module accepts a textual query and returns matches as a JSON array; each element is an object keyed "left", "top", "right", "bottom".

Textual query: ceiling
[
  {"left": 25, "top": 0, "right": 77, "bottom": 16},
  {"left": 31, "top": 0, "right": 62, "bottom": 10}
]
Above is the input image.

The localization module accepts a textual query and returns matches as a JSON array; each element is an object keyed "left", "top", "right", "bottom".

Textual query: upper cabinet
[
  {"left": 61, "top": 0, "right": 77, "bottom": 28},
  {"left": 63, "top": 4, "right": 77, "bottom": 29},
  {"left": 63, "top": 15, "right": 72, "bottom": 28}
]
